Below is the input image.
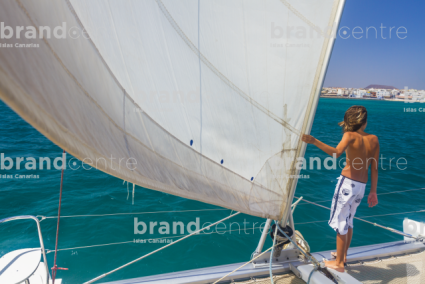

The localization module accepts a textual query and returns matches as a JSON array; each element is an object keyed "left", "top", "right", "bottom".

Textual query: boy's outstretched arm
[
  {"left": 302, "top": 133, "right": 354, "bottom": 158},
  {"left": 368, "top": 137, "right": 379, "bottom": 207}
]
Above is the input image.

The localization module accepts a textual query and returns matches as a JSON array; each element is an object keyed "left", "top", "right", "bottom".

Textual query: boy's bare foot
[
  {"left": 330, "top": 251, "right": 347, "bottom": 263},
  {"left": 324, "top": 259, "right": 345, "bottom": 273}
]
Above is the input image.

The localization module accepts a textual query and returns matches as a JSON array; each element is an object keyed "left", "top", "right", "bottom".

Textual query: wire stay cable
[
  {"left": 297, "top": 187, "right": 425, "bottom": 204},
  {"left": 48, "top": 225, "right": 267, "bottom": 253},
  {"left": 37, "top": 208, "right": 228, "bottom": 220},
  {"left": 295, "top": 209, "right": 425, "bottom": 226},
  {"left": 42, "top": 205, "right": 425, "bottom": 253},
  {"left": 83, "top": 211, "right": 241, "bottom": 284},
  {"left": 52, "top": 149, "right": 68, "bottom": 283},
  {"left": 295, "top": 196, "right": 424, "bottom": 241}
]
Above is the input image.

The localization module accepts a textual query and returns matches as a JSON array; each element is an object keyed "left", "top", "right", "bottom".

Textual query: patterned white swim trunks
[{"left": 328, "top": 175, "right": 366, "bottom": 235}]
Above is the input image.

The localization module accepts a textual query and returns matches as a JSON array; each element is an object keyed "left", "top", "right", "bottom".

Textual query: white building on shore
[
  {"left": 412, "top": 91, "right": 425, "bottom": 102},
  {"left": 355, "top": 89, "right": 367, "bottom": 98},
  {"left": 376, "top": 89, "right": 390, "bottom": 99}
]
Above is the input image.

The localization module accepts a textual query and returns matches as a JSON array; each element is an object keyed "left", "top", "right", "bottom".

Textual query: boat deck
[
  {"left": 345, "top": 249, "right": 425, "bottom": 283},
  {"left": 101, "top": 240, "right": 425, "bottom": 284},
  {"left": 233, "top": 273, "right": 303, "bottom": 284},
  {"left": 233, "top": 250, "right": 425, "bottom": 284}
]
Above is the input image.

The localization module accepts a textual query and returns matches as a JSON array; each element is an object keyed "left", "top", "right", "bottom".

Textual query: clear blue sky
[{"left": 324, "top": 0, "right": 425, "bottom": 90}]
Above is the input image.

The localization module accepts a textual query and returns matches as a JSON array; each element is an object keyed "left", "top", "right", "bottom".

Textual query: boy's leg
[
  {"left": 345, "top": 228, "right": 353, "bottom": 259},
  {"left": 327, "top": 176, "right": 353, "bottom": 270},
  {"left": 324, "top": 233, "right": 346, "bottom": 272},
  {"left": 343, "top": 181, "right": 365, "bottom": 260},
  {"left": 336, "top": 233, "right": 347, "bottom": 267},
  {"left": 332, "top": 227, "right": 352, "bottom": 262}
]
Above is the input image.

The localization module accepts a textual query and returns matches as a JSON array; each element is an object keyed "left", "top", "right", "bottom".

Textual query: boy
[{"left": 302, "top": 105, "right": 379, "bottom": 272}]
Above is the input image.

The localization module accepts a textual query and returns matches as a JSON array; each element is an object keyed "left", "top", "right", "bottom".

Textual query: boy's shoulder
[
  {"left": 365, "top": 132, "right": 378, "bottom": 139},
  {"left": 364, "top": 133, "right": 379, "bottom": 144},
  {"left": 343, "top": 132, "right": 378, "bottom": 143}
]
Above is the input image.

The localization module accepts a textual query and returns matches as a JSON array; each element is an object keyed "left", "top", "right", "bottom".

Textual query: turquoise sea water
[{"left": 0, "top": 98, "right": 424, "bottom": 283}]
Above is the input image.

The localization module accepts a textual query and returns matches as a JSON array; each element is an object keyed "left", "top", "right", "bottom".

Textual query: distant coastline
[
  {"left": 322, "top": 86, "right": 425, "bottom": 102},
  {"left": 320, "top": 95, "right": 405, "bottom": 102}
]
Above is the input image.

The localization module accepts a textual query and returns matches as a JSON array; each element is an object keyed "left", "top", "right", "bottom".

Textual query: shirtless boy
[{"left": 302, "top": 105, "right": 379, "bottom": 272}]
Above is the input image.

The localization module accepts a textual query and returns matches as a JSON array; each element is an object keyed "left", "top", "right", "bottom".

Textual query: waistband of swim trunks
[{"left": 340, "top": 175, "right": 366, "bottom": 185}]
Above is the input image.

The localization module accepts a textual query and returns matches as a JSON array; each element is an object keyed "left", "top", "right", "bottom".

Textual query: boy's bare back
[{"left": 342, "top": 131, "right": 379, "bottom": 183}]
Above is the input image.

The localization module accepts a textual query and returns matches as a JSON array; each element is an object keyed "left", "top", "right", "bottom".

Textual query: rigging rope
[
  {"left": 132, "top": 183, "right": 135, "bottom": 205},
  {"left": 40, "top": 185, "right": 424, "bottom": 282},
  {"left": 37, "top": 208, "right": 228, "bottom": 220},
  {"left": 297, "top": 187, "right": 425, "bottom": 204},
  {"left": 215, "top": 221, "right": 323, "bottom": 284},
  {"left": 211, "top": 204, "right": 416, "bottom": 284},
  {"left": 41, "top": 206, "right": 425, "bottom": 254},
  {"left": 47, "top": 225, "right": 265, "bottom": 253},
  {"left": 124, "top": 180, "right": 129, "bottom": 200},
  {"left": 274, "top": 222, "right": 316, "bottom": 266},
  {"left": 83, "top": 211, "right": 241, "bottom": 284},
  {"left": 37, "top": 186, "right": 425, "bottom": 221},
  {"left": 275, "top": 222, "right": 340, "bottom": 284},
  {"left": 295, "top": 209, "right": 425, "bottom": 226},
  {"left": 269, "top": 225, "right": 278, "bottom": 284},
  {"left": 51, "top": 150, "right": 68, "bottom": 283},
  {"left": 41, "top": 200, "right": 425, "bottom": 255},
  {"left": 212, "top": 240, "right": 286, "bottom": 284}
]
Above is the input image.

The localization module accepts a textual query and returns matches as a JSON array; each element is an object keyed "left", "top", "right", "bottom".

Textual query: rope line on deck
[{"left": 83, "top": 211, "right": 241, "bottom": 284}]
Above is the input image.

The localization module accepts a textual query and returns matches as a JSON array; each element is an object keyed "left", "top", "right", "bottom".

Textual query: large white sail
[{"left": 0, "top": 0, "right": 343, "bottom": 220}]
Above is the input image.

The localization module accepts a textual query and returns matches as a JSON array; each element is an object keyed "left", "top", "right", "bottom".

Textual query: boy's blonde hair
[{"left": 338, "top": 106, "right": 367, "bottom": 132}]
